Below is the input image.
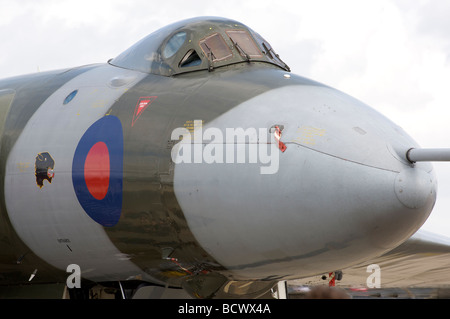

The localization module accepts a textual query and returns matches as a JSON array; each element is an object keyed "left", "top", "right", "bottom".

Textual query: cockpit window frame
[{"left": 109, "top": 17, "right": 290, "bottom": 76}]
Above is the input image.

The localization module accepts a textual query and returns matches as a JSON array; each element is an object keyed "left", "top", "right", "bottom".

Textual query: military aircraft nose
[{"left": 173, "top": 81, "right": 437, "bottom": 280}]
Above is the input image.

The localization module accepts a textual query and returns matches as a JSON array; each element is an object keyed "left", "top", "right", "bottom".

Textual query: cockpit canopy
[{"left": 109, "top": 17, "right": 290, "bottom": 76}]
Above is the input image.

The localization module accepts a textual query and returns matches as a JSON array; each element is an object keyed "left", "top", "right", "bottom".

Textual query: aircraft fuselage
[{"left": 0, "top": 17, "right": 437, "bottom": 297}]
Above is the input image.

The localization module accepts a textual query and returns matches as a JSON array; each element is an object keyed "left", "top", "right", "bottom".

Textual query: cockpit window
[
  {"left": 163, "top": 31, "right": 187, "bottom": 58},
  {"left": 199, "top": 33, "right": 233, "bottom": 62},
  {"left": 179, "top": 49, "right": 202, "bottom": 68},
  {"left": 226, "top": 30, "right": 263, "bottom": 59},
  {"left": 252, "top": 31, "right": 290, "bottom": 71}
]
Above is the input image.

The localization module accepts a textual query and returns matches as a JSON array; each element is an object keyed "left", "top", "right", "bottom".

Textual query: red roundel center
[{"left": 84, "top": 141, "right": 110, "bottom": 200}]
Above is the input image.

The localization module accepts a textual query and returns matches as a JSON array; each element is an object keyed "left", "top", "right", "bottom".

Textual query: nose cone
[{"left": 173, "top": 81, "right": 437, "bottom": 280}]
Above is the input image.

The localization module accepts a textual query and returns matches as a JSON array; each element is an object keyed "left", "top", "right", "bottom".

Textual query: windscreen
[{"left": 199, "top": 33, "right": 233, "bottom": 62}]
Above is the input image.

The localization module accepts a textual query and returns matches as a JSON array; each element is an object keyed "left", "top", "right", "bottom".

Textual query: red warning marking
[
  {"left": 274, "top": 126, "right": 287, "bottom": 152},
  {"left": 328, "top": 272, "right": 336, "bottom": 287},
  {"left": 132, "top": 96, "right": 157, "bottom": 126},
  {"left": 84, "top": 141, "right": 110, "bottom": 200}
]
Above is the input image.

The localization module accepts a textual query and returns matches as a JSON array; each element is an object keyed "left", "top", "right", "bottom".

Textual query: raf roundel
[{"left": 72, "top": 116, "right": 124, "bottom": 227}]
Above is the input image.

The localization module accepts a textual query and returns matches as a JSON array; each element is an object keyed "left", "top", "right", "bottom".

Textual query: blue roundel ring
[{"left": 72, "top": 115, "right": 124, "bottom": 227}]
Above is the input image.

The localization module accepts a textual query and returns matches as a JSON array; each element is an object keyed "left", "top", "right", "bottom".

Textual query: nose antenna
[{"left": 406, "top": 148, "right": 450, "bottom": 163}]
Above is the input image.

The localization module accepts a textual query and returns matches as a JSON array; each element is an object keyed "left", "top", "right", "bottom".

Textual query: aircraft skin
[{"left": 0, "top": 17, "right": 440, "bottom": 298}]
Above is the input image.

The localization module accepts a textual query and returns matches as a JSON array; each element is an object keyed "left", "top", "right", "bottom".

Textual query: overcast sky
[{"left": 1, "top": 0, "right": 450, "bottom": 236}]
